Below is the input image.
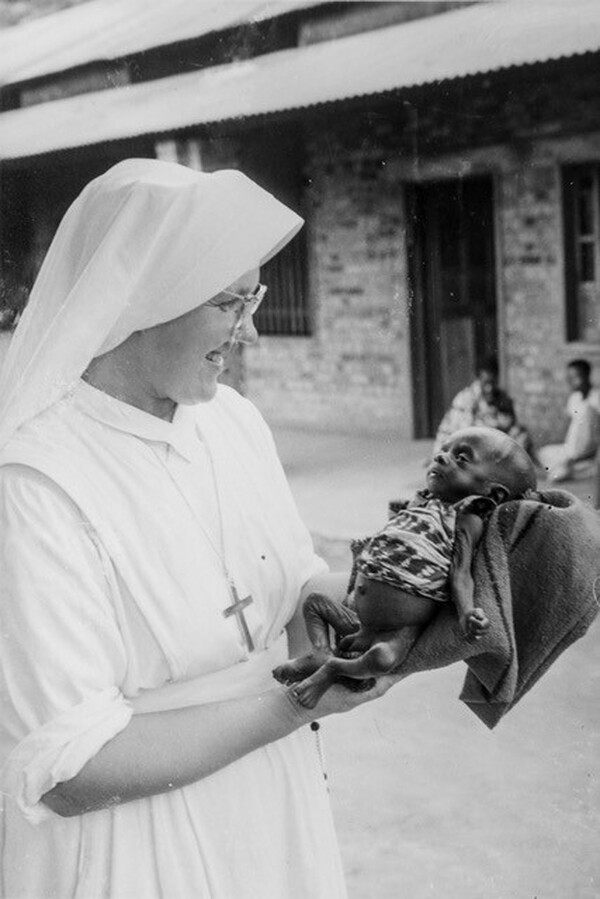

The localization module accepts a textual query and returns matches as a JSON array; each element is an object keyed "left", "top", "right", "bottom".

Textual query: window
[
  {"left": 239, "top": 127, "right": 311, "bottom": 337},
  {"left": 563, "top": 164, "right": 600, "bottom": 343},
  {"left": 158, "top": 129, "right": 311, "bottom": 337},
  {"left": 255, "top": 231, "right": 310, "bottom": 336}
]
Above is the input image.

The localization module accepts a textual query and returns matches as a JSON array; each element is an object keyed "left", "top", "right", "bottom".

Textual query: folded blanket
[{"left": 370, "top": 489, "right": 600, "bottom": 728}]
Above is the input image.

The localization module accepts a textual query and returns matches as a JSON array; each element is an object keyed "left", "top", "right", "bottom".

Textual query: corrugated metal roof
[
  {"left": 0, "top": 0, "right": 598, "bottom": 161},
  {"left": 0, "top": 0, "right": 317, "bottom": 86}
]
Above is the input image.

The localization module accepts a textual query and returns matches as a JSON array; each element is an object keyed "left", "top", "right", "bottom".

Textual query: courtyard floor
[{"left": 271, "top": 424, "right": 600, "bottom": 899}]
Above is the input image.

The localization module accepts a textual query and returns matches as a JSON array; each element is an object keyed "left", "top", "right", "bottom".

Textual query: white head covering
[{"left": 0, "top": 158, "right": 303, "bottom": 448}]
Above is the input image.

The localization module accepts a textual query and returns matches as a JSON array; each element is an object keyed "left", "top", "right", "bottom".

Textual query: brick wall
[
  {"left": 404, "top": 133, "right": 600, "bottom": 447},
  {"left": 498, "top": 135, "right": 600, "bottom": 446},
  {"left": 245, "top": 132, "right": 413, "bottom": 434},
  {"left": 241, "top": 53, "right": 600, "bottom": 437},
  {"left": 8, "top": 51, "right": 598, "bottom": 443},
  {"left": 498, "top": 160, "right": 566, "bottom": 447},
  {"left": 245, "top": 127, "right": 600, "bottom": 442}
]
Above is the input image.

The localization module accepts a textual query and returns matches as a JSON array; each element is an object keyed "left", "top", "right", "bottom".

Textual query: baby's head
[{"left": 426, "top": 426, "right": 537, "bottom": 505}]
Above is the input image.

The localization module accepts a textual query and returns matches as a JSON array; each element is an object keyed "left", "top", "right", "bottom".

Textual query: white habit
[{"left": 0, "top": 381, "right": 347, "bottom": 898}]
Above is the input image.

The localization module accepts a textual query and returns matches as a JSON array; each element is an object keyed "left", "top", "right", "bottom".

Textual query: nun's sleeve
[{"left": 0, "top": 466, "right": 132, "bottom": 822}]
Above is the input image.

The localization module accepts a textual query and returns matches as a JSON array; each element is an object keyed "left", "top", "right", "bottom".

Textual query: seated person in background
[
  {"left": 274, "top": 426, "right": 537, "bottom": 708},
  {"left": 433, "top": 356, "right": 535, "bottom": 460},
  {"left": 538, "top": 358, "right": 600, "bottom": 482},
  {"left": 0, "top": 307, "right": 18, "bottom": 372}
]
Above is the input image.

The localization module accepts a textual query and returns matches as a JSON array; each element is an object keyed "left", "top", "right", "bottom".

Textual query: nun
[{"left": 0, "top": 159, "right": 396, "bottom": 898}]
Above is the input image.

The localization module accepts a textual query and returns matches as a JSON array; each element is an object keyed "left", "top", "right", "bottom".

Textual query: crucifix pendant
[{"left": 223, "top": 581, "right": 255, "bottom": 652}]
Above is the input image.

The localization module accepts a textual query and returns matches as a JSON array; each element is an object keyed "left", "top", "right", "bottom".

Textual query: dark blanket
[{"left": 380, "top": 489, "right": 600, "bottom": 728}]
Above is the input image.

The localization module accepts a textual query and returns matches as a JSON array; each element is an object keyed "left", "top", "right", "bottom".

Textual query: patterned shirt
[{"left": 356, "top": 491, "right": 492, "bottom": 602}]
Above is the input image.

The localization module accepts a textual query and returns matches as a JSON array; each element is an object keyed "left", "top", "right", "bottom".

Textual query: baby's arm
[{"left": 450, "top": 512, "right": 490, "bottom": 638}]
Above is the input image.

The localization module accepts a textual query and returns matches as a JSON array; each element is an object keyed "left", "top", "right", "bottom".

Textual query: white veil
[{"left": 0, "top": 158, "right": 303, "bottom": 449}]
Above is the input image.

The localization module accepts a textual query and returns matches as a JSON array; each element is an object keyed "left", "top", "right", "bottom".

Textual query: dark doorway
[{"left": 408, "top": 176, "right": 497, "bottom": 438}]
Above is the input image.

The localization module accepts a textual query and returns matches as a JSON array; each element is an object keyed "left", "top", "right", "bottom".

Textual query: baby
[{"left": 274, "top": 426, "right": 537, "bottom": 708}]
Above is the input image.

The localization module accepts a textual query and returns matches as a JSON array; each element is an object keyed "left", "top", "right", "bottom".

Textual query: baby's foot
[
  {"left": 461, "top": 608, "right": 490, "bottom": 639},
  {"left": 272, "top": 654, "right": 322, "bottom": 685}
]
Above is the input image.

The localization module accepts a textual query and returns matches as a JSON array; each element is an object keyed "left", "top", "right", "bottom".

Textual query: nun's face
[{"left": 139, "top": 267, "right": 260, "bottom": 405}]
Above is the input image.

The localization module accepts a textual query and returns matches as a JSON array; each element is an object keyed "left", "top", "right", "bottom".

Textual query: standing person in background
[
  {"left": 538, "top": 358, "right": 600, "bottom": 482},
  {"left": 432, "top": 356, "right": 535, "bottom": 460},
  {"left": 0, "top": 159, "right": 399, "bottom": 899}
]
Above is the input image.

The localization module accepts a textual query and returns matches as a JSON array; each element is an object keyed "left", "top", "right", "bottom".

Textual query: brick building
[{"left": 0, "top": 0, "right": 599, "bottom": 443}]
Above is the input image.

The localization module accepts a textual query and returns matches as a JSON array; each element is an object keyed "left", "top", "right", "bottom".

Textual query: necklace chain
[
  {"left": 146, "top": 429, "right": 257, "bottom": 653},
  {"left": 148, "top": 438, "right": 233, "bottom": 584}
]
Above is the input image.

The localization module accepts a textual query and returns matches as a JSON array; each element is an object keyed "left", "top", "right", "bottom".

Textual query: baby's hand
[{"left": 461, "top": 608, "right": 490, "bottom": 640}]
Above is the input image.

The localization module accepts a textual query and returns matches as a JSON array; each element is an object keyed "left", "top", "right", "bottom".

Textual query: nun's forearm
[{"left": 41, "top": 688, "right": 314, "bottom": 817}]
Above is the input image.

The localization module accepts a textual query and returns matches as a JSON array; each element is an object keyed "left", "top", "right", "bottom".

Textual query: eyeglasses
[{"left": 206, "top": 282, "right": 268, "bottom": 335}]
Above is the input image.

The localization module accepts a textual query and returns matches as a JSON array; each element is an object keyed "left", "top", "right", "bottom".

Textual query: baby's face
[{"left": 426, "top": 428, "right": 507, "bottom": 503}]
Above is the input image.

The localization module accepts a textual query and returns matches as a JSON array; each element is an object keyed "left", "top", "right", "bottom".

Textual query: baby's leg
[
  {"left": 304, "top": 592, "right": 360, "bottom": 650},
  {"left": 292, "top": 627, "right": 419, "bottom": 709},
  {"left": 272, "top": 592, "right": 359, "bottom": 684},
  {"left": 338, "top": 575, "right": 437, "bottom": 655}
]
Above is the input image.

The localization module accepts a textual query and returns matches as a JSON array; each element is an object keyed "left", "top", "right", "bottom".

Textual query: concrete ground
[{"left": 270, "top": 424, "right": 600, "bottom": 899}]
